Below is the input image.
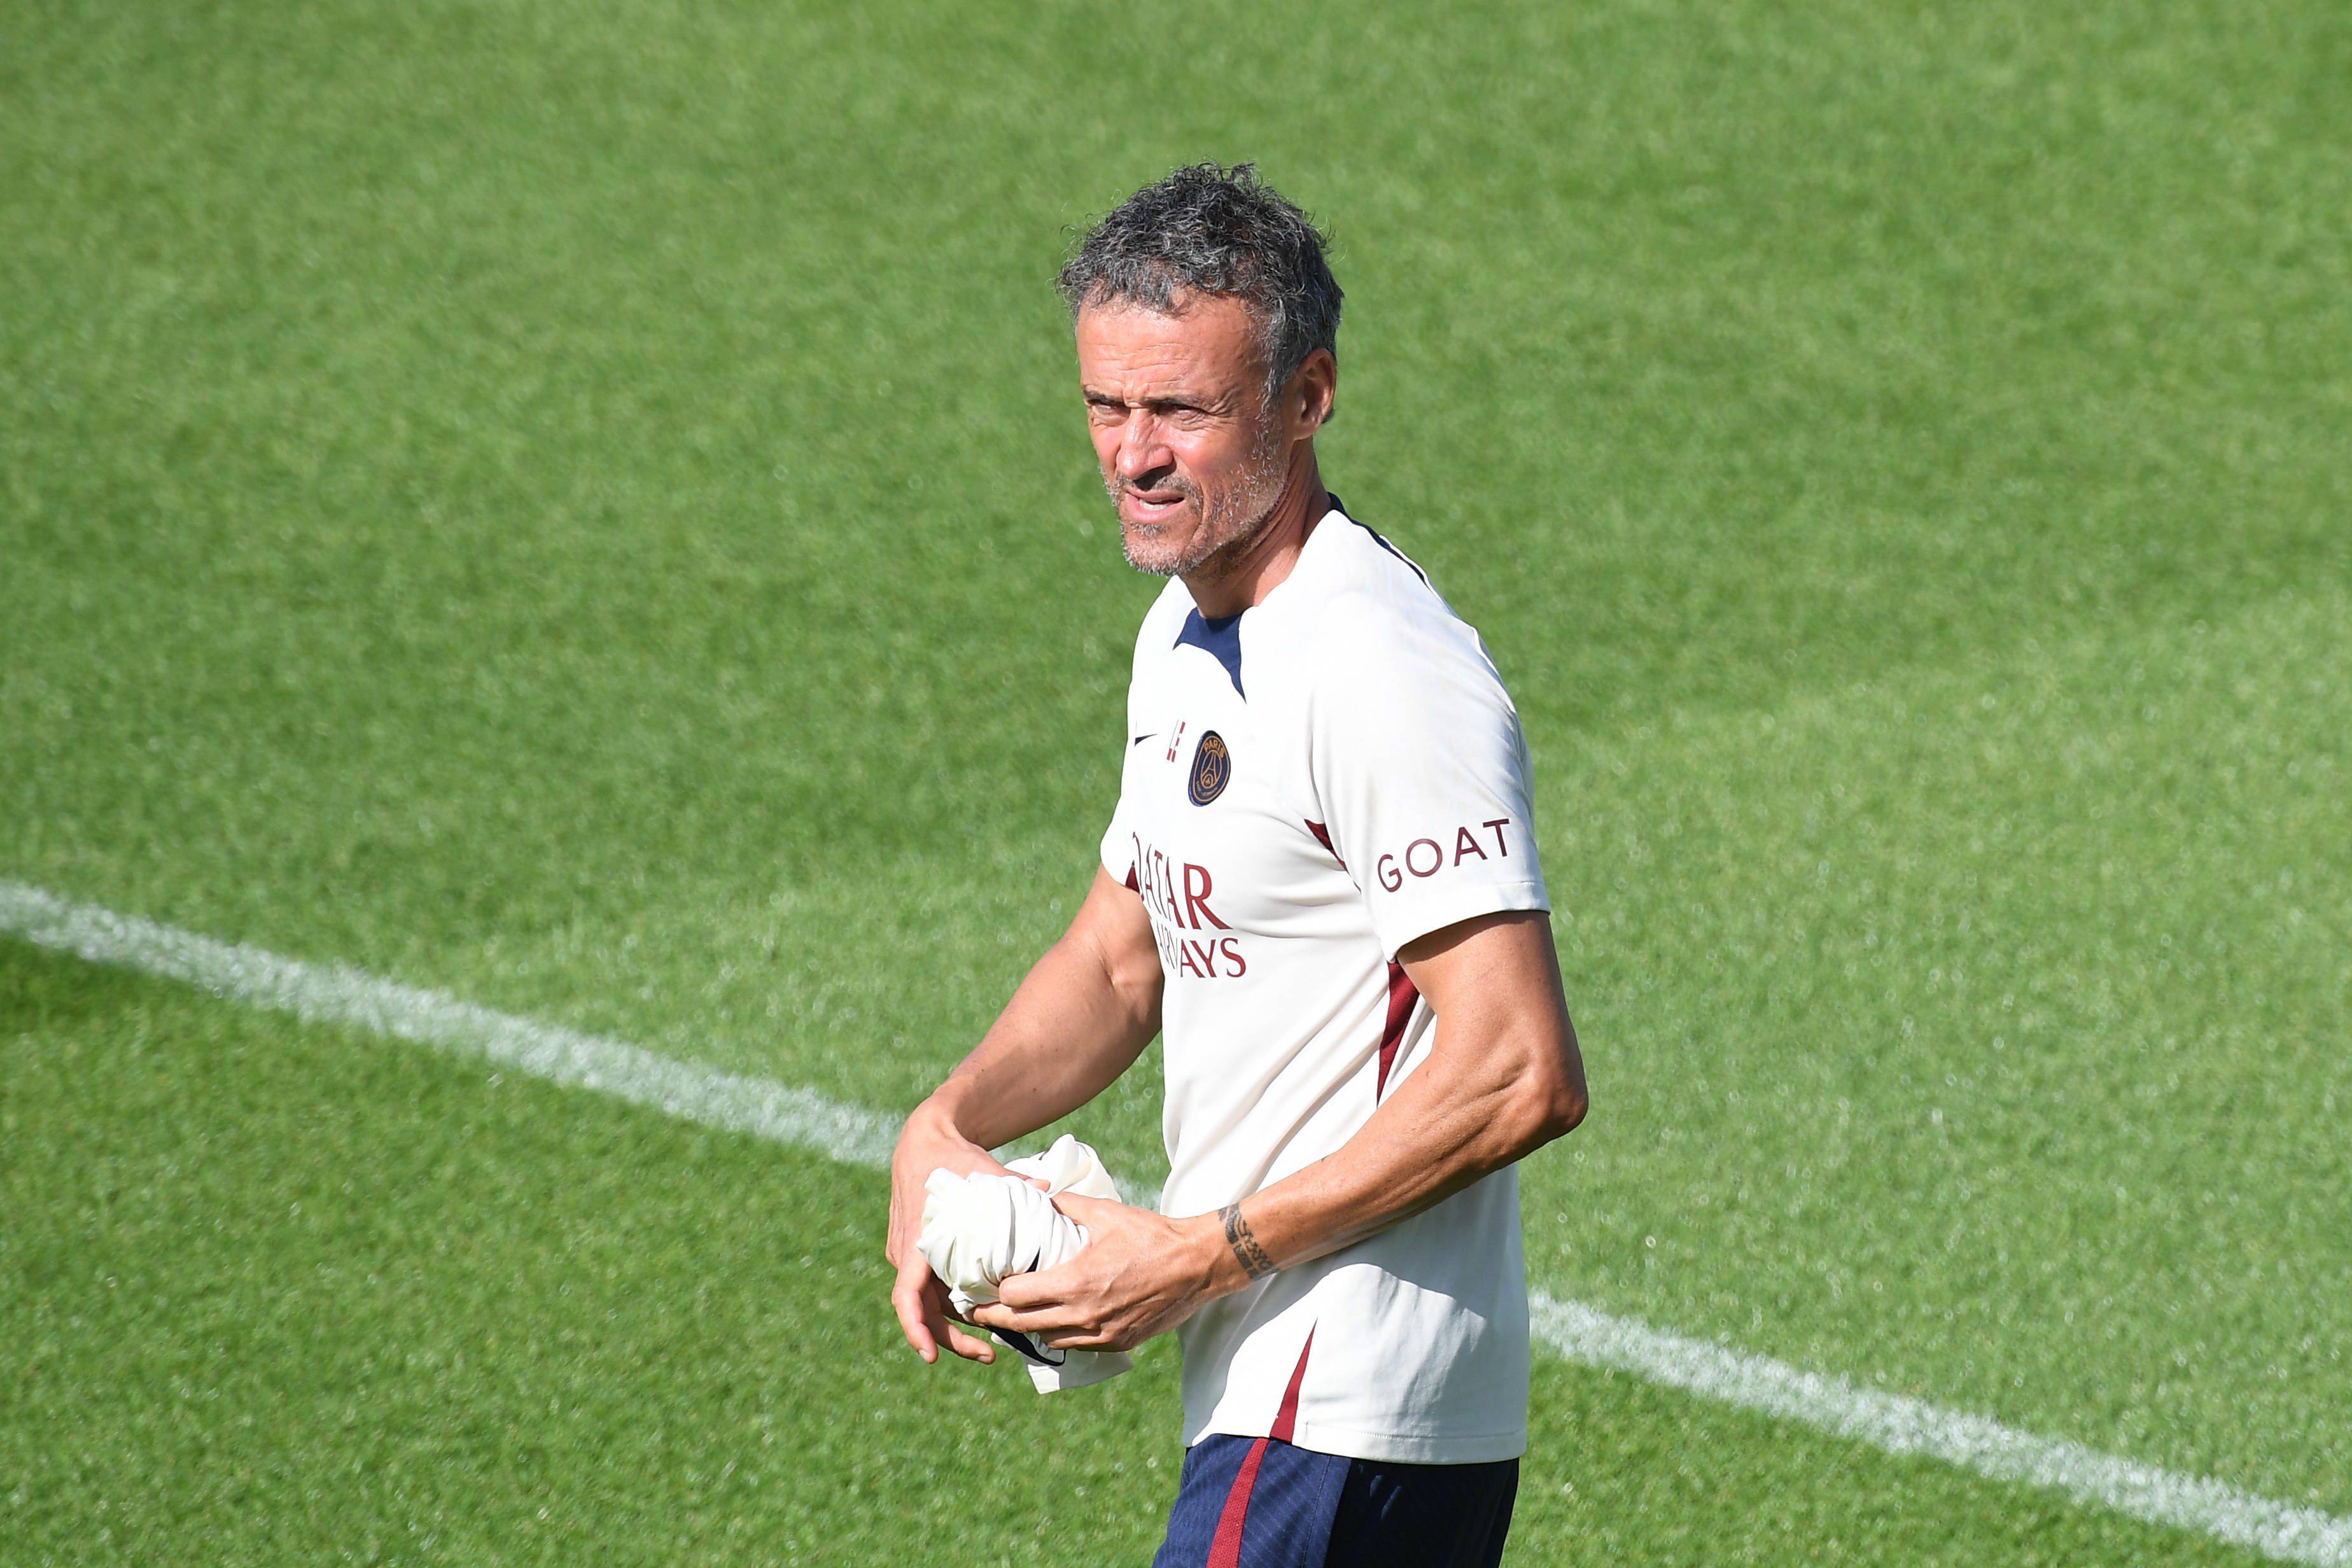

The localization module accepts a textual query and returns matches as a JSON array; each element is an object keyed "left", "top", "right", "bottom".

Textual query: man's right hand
[
  {"left": 886, "top": 1100, "right": 1016, "bottom": 1365},
  {"left": 879, "top": 867, "right": 1165, "bottom": 1366}
]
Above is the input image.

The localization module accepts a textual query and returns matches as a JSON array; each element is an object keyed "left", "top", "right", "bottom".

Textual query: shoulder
[
  {"left": 1298, "top": 508, "right": 1439, "bottom": 610},
  {"left": 1294, "top": 528, "right": 1506, "bottom": 713}
]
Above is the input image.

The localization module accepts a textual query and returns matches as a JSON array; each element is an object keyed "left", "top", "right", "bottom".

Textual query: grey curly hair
[{"left": 1057, "top": 163, "right": 1343, "bottom": 404}]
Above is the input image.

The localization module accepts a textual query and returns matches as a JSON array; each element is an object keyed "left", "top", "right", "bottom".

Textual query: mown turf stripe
[
  {"left": 0, "top": 879, "right": 898, "bottom": 1168},
  {"left": 3, "top": 877, "right": 2345, "bottom": 1565},
  {"left": 1531, "top": 1296, "right": 2349, "bottom": 1565}
]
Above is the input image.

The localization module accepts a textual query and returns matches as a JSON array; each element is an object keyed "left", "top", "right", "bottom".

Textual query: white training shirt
[{"left": 1100, "top": 495, "right": 1550, "bottom": 1464}]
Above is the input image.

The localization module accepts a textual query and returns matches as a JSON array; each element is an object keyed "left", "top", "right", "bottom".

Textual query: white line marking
[
  {"left": 1532, "top": 1298, "right": 2351, "bottom": 1565},
  {"left": 0, "top": 880, "right": 898, "bottom": 1168},
  {"left": 3, "top": 878, "right": 2345, "bottom": 1564}
]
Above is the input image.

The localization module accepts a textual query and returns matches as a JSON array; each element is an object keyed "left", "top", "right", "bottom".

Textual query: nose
[{"left": 1114, "top": 413, "right": 1173, "bottom": 487}]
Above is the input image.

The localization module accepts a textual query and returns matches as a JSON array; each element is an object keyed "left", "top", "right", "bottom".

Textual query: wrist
[
  {"left": 905, "top": 1093, "right": 955, "bottom": 1134},
  {"left": 1186, "top": 1208, "right": 1260, "bottom": 1300},
  {"left": 899, "top": 1096, "right": 974, "bottom": 1166}
]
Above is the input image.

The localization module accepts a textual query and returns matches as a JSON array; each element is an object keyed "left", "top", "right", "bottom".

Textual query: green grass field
[{"left": 4, "top": 0, "right": 2348, "bottom": 1561}]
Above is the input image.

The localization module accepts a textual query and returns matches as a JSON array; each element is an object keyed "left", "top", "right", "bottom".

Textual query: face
[{"left": 1075, "top": 293, "right": 1292, "bottom": 578}]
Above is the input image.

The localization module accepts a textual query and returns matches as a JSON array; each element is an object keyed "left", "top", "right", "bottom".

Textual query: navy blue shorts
[{"left": 1150, "top": 1432, "right": 1519, "bottom": 1568}]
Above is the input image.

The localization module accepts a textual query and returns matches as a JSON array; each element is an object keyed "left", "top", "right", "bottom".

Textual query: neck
[{"left": 1180, "top": 449, "right": 1329, "bottom": 619}]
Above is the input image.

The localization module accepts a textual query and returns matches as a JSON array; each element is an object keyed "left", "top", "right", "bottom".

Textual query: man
[{"left": 885, "top": 164, "right": 1588, "bottom": 1567}]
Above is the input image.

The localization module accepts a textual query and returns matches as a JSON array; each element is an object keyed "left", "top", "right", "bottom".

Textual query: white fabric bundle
[{"left": 916, "top": 1134, "right": 1133, "bottom": 1392}]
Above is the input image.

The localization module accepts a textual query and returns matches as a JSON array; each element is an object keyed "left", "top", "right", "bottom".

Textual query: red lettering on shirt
[
  {"left": 1182, "top": 862, "right": 1229, "bottom": 930},
  {"left": 1369, "top": 817, "right": 1519, "bottom": 897}
]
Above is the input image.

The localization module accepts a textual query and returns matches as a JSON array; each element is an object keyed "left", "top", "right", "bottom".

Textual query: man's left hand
[{"left": 967, "top": 1193, "right": 1232, "bottom": 1352}]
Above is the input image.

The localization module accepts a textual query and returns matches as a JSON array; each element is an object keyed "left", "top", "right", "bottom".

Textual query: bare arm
[
  {"left": 911, "top": 865, "right": 1164, "bottom": 1151},
  {"left": 970, "top": 907, "right": 1586, "bottom": 1352},
  {"left": 1199, "top": 909, "right": 1585, "bottom": 1290},
  {"left": 885, "top": 865, "right": 1163, "bottom": 1363}
]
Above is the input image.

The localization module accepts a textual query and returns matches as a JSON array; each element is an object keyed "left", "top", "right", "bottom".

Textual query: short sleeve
[
  {"left": 1099, "top": 785, "right": 1135, "bottom": 888},
  {"left": 1098, "top": 603, "right": 1165, "bottom": 892},
  {"left": 1306, "top": 596, "right": 1550, "bottom": 960},
  {"left": 1099, "top": 719, "right": 1140, "bottom": 888}
]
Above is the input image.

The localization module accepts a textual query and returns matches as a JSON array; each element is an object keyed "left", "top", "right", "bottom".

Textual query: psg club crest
[{"left": 1188, "top": 731, "right": 1231, "bottom": 806}]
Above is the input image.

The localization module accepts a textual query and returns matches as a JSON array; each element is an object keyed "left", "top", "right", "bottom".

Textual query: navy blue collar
[
  {"left": 1170, "top": 493, "right": 1365, "bottom": 701},
  {"left": 1175, "top": 606, "right": 1245, "bottom": 698}
]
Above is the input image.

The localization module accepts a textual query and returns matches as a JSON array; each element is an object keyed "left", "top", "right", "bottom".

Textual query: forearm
[
  {"left": 956, "top": 917, "right": 1586, "bottom": 1359},
  {"left": 921, "top": 889, "right": 1161, "bottom": 1151},
  {"left": 1194, "top": 1044, "right": 1558, "bottom": 1292},
  {"left": 1189, "top": 911, "right": 1586, "bottom": 1294}
]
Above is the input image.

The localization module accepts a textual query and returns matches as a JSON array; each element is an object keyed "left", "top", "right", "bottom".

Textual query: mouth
[{"left": 1119, "top": 487, "right": 1191, "bottom": 526}]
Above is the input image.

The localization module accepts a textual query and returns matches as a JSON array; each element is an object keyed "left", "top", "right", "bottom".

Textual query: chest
[{"left": 1116, "top": 651, "right": 1352, "bottom": 951}]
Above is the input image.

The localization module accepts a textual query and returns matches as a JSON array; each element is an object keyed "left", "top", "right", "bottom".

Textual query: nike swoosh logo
[{"left": 1131, "top": 732, "right": 1158, "bottom": 746}]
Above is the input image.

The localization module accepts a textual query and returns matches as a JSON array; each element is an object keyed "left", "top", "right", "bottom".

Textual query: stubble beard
[{"left": 1110, "top": 422, "right": 1291, "bottom": 581}]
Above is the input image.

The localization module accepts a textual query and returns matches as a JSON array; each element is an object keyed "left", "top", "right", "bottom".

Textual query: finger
[
  {"left": 941, "top": 1320, "right": 997, "bottom": 1363},
  {"left": 892, "top": 1282, "right": 938, "bottom": 1363},
  {"left": 892, "top": 1256, "right": 942, "bottom": 1364},
  {"left": 914, "top": 1273, "right": 995, "bottom": 1363},
  {"left": 917, "top": 1269, "right": 992, "bottom": 1354},
  {"left": 1047, "top": 1191, "right": 1119, "bottom": 1225},
  {"left": 969, "top": 1299, "right": 1078, "bottom": 1336},
  {"left": 920, "top": 1275, "right": 995, "bottom": 1363},
  {"left": 990, "top": 1268, "right": 1072, "bottom": 1310},
  {"left": 886, "top": 1205, "right": 927, "bottom": 1271}
]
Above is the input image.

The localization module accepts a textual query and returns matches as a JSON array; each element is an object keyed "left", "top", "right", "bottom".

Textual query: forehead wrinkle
[{"left": 1076, "top": 301, "right": 1266, "bottom": 410}]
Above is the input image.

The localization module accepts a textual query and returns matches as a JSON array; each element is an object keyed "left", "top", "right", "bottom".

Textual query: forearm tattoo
[{"left": 1220, "top": 1202, "right": 1278, "bottom": 1280}]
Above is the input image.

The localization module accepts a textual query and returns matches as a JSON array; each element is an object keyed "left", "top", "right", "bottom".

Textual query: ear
[{"left": 1287, "top": 347, "right": 1338, "bottom": 437}]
